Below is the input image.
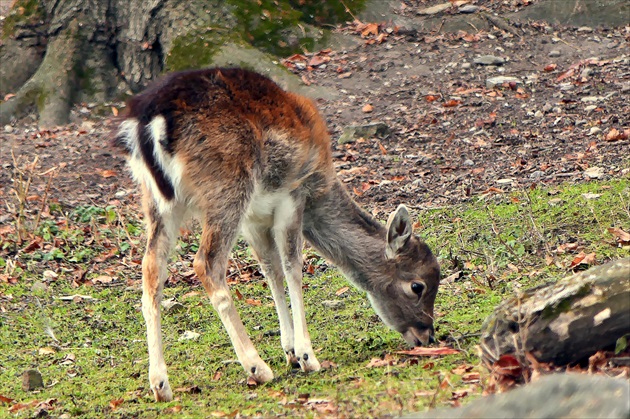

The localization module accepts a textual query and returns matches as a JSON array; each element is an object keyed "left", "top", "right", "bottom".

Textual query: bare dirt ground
[{"left": 1, "top": 0, "right": 628, "bottom": 223}]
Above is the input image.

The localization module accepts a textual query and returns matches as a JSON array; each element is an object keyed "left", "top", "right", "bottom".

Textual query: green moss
[
  {"left": 164, "top": 30, "right": 223, "bottom": 72},
  {"left": 2, "top": 0, "right": 44, "bottom": 39},
  {"left": 226, "top": 0, "right": 365, "bottom": 56}
]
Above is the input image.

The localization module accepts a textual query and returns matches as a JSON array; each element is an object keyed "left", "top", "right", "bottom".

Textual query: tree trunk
[
  {"left": 479, "top": 258, "right": 630, "bottom": 367},
  {"left": 0, "top": 0, "right": 353, "bottom": 127}
]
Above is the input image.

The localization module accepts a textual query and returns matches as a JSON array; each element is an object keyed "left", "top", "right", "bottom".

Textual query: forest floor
[{"left": 1, "top": 0, "right": 629, "bottom": 417}]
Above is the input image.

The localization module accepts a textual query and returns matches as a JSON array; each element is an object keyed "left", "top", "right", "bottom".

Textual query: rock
[
  {"left": 581, "top": 96, "right": 604, "bottom": 103},
  {"left": 461, "top": 62, "right": 472, "bottom": 69},
  {"left": 486, "top": 76, "right": 522, "bottom": 89},
  {"left": 338, "top": 122, "right": 390, "bottom": 144},
  {"left": 551, "top": 37, "right": 560, "bottom": 43},
  {"left": 4, "top": 125, "right": 13, "bottom": 133},
  {"left": 496, "top": 178, "right": 514, "bottom": 185},
  {"left": 322, "top": 300, "right": 345, "bottom": 309},
  {"left": 588, "top": 127, "right": 602, "bottom": 136},
  {"left": 31, "top": 282, "right": 48, "bottom": 293},
  {"left": 583, "top": 166, "right": 605, "bottom": 179},
  {"left": 463, "top": 159, "right": 474, "bottom": 166},
  {"left": 161, "top": 298, "right": 185, "bottom": 314},
  {"left": 179, "top": 331, "right": 200, "bottom": 341},
  {"left": 530, "top": 170, "right": 545, "bottom": 179},
  {"left": 474, "top": 55, "right": 506, "bottom": 66},
  {"left": 534, "top": 110, "right": 544, "bottom": 118},
  {"left": 417, "top": 3, "right": 452, "bottom": 15},
  {"left": 577, "top": 26, "right": 593, "bottom": 32},
  {"left": 401, "top": 374, "right": 630, "bottom": 419},
  {"left": 542, "top": 103, "right": 553, "bottom": 112},
  {"left": 584, "top": 105, "right": 597, "bottom": 113},
  {"left": 22, "top": 369, "right": 44, "bottom": 391},
  {"left": 459, "top": 5, "right": 479, "bottom": 14},
  {"left": 548, "top": 50, "right": 561, "bottom": 57}
]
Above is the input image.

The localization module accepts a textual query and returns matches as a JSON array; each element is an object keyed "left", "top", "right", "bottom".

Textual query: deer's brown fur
[{"left": 113, "top": 68, "right": 440, "bottom": 402}]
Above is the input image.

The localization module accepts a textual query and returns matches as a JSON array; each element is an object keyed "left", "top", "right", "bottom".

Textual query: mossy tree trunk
[
  {"left": 0, "top": 0, "right": 360, "bottom": 127},
  {"left": 480, "top": 258, "right": 630, "bottom": 367}
]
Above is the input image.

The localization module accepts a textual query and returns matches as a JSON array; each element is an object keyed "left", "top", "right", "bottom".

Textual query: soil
[{"left": 1, "top": 0, "right": 629, "bottom": 222}]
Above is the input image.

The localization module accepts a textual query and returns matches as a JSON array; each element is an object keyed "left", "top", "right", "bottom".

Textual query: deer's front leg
[
  {"left": 194, "top": 222, "right": 274, "bottom": 384},
  {"left": 274, "top": 201, "right": 321, "bottom": 373},
  {"left": 141, "top": 200, "right": 182, "bottom": 402},
  {"left": 243, "top": 224, "right": 297, "bottom": 366}
]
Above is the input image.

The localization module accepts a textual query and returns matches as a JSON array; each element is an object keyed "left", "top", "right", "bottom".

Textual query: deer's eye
[{"left": 411, "top": 282, "right": 425, "bottom": 296}]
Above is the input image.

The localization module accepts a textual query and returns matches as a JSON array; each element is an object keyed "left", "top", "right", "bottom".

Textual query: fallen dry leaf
[
  {"left": 234, "top": 288, "right": 243, "bottom": 300},
  {"left": 111, "top": 106, "right": 118, "bottom": 116},
  {"left": 245, "top": 298, "right": 261, "bottom": 306},
  {"left": 9, "top": 400, "right": 39, "bottom": 413},
  {"left": 0, "top": 394, "right": 15, "bottom": 404},
  {"left": 568, "top": 251, "right": 596, "bottom": 268},
  {"left": 320, "top": 360, "right": 337, "bottom": 369},
  {"left": 362, "top": 103, "right": 373, "bottom": 113},
  {"left": 443, "top": 99, "right": 461, "bottom": 108},
  {"left": 366, "top": 355, "right": 396, "bottom": 368},
  {"left": 360, "top": 23, "right": 379, "bottom": 37},
  {"left": 608, "top": 227, "right": 630, "bottom": 244},
  {"left": 335, "top": 286, "right": 349, "bottom": 296},
  {"left": 396, "top": 347, "right": 459, "bottom": 356},
  {"left": 493, "top": 354, "right": 522, "bottom": 378},
  {"left": 452, "top": 364, "right": 473, "bottom": 375},
  {"left": 92, "top": 275, "right": 113, "bottom": 284},
  {"left": 99, "top": 169, "right": 117, "bottom": 178},
  {"left": 544, "top": 63, "right": 557, "bottom": 72},
  {"left": 462, "top": 372, "right": 480, "bottom": 383},
  {"left": 109, "top": 398, "right": 124, "bottom": 410},
  {"left": 604, "top": 127, "right": 628, "bottom": 142},
  {"left": 164, "top": 405, "right": 183, "bottom": 413}
]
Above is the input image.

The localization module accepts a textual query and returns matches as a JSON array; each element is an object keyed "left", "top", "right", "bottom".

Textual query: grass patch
[{"left": 1, "top": 178, "right": 628, "bottom": 417}]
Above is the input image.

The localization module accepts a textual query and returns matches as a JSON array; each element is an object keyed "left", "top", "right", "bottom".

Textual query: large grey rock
[{"left": 402, "top": 373, "right": 630, "bottom": 419}]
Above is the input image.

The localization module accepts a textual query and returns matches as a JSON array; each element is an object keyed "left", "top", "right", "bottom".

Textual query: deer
[{"left": 112, "top": 67, "right": 440, "bottom": 402}]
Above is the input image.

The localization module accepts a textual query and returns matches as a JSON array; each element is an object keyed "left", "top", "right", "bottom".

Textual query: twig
[
  {"left": 428, "top": 374, "right": 445, "bottom": 409},
  {"left": 519, "top": 187, "right": 551, "bottom": 256},
  {"left": 434, "top": 18, "right": 445, "bottom": 34},
  {"left": 339, "top": 0, "right": 358, "bottom": 22},
  {"left": 485, "top": 204, "right": 525, "bottom": 266},
  {"left": 34, "top": 169, "right": 55, "bottom": 232}
]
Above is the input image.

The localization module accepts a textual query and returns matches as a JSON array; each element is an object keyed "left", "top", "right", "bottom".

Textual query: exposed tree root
[{"left": 0, "top": 19, "right": 83, "bottom": 127}]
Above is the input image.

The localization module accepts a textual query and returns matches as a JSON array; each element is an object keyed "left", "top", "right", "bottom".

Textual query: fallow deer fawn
[{"left": 113, "top": 68, "right": 440, "bottom": 402}]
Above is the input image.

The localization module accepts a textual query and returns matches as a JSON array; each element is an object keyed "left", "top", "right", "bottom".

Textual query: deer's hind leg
[
  {"left": 141, "top": 188, "right": 186, "bottom": 402},
  {"left": 193, "top": 200, "right": 274, "bottom": 384}
]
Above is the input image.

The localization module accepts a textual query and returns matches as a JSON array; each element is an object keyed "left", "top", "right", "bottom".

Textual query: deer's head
[{"left": 367, "top": 205, "right": 440, "bottom": 346}]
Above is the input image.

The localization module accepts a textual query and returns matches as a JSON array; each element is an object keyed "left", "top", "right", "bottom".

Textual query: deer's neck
[{"left": 302, "top": 179, "right": 388, "bottom": 292}]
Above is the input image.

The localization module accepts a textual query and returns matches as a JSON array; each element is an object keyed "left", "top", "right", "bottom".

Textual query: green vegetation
[
  {"left": 1, "top": 0, "right": 44, "bottom": 39},
  {"left": 1, "top": 179, "right": 628, "bottom": 417}
]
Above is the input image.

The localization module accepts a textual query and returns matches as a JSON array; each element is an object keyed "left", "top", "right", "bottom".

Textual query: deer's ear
[{"left": 386, "top": 204, "right": 413, "bottom": 259}]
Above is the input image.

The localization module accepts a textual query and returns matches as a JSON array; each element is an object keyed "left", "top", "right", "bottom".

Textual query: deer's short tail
[{"left": 113, "top": 115, "right": 184, "bottom": 213}]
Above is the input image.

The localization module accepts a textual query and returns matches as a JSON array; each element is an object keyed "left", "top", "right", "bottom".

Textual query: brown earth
[{"left": 1, "top": 0, "right": 628, "bottom": 224}]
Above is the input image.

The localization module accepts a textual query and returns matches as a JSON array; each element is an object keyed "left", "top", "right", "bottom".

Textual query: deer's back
[{"left": 113, "top": 68, "right": 334, "bottom": 214}]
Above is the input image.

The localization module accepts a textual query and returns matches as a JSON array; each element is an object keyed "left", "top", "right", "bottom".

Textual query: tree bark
[
  {"left": 0, "top": 0, "right": 351, "bottom": 127},
  {"left": 479, "top": 258, "right": 630, "bottom": 367}
]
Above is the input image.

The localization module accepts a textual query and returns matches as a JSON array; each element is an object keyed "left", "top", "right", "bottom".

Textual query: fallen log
[{"left": 480, "top": 258, "right": 630, "bottom": 367}]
